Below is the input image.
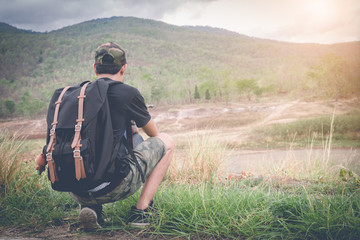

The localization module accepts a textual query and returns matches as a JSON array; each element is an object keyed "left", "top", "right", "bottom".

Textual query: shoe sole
[{"left": 79, "top": 207, "right": 101, "bottom": 231}]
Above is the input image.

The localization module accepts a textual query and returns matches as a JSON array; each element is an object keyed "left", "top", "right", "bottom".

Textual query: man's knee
[{"left": 157, "top": 133, "right": 175, "bottom": 153}]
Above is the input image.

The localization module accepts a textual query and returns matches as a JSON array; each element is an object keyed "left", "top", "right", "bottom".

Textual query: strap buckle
[
  {"left": 73, "top": 150, "right": 82, "bottom": 158},
  {"left": 46, "top": 153, "right": 52, "bottom": 162},
  {"left": 49, "top": 128, "right": 55, "bottom": 136},
  {"left": 74, "top": 124, "right": 82, "bottom": 132}
]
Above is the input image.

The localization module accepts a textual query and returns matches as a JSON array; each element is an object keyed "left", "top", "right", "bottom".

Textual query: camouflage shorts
[{"left": 69, "top": 136, "right": 166, "bottom": 206}]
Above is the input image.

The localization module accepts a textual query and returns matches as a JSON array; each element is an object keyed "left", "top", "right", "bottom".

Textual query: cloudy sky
[{"left": 0, "top": 0, "right": 359, "bottom": 44}]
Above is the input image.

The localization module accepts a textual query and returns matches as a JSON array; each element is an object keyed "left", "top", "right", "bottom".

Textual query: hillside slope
[{"left": 0, "top": 16, "right": 359, "bottom": 117}]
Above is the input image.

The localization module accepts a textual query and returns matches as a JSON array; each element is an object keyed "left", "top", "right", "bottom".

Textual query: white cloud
[
  {"left": 0, "top": 0, "right": 358, "bottom": 43},
  {"left": 161, "top": 0, "right": 360, "bottom": 43},
  {"left": 0, "top": 0, "right": 214, "bottom": 31}
]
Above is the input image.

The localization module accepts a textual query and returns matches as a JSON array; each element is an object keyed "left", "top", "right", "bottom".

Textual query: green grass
[
  {"left": 3, "top": 178, "right": 359, "bottom": 239},
  {"left": 252, "top": 111, "right": 360, "bottom": 149},
  {"left": 0, "top": 131, "right": 360, "bottom": 239}
]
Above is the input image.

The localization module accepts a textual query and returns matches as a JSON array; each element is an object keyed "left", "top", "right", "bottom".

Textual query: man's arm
[{"left": 141, "top": 118, "right": 158, "bottom": 137}]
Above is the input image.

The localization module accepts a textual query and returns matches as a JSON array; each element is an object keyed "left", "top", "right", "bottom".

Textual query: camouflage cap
[{"left": 95, "top": 42, "right": 126, "bottom": 67}]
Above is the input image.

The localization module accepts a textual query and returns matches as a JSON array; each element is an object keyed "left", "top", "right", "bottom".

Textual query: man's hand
[
  {"left": 131, "top": 120, "right": 139, "bottom": 134},
  {"left": 35, "top": 153, "right": 46, "bottom": 175}
]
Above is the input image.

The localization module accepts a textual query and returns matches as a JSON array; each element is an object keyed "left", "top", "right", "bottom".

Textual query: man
[{"left": 47, "top": 42, "right": 174, "bottom": 230}]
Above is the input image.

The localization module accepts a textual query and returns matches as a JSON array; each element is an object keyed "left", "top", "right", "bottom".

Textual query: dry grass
[
  {"left": 166, "top": 109, "right": 359, "bottom": 186},
  {"left": 167, "top": 133, "right": 228, "bottom": 184},
  {"left": 266, "top": 112, "right": 359, "bottom": 181},
  {"left": 0, "top": 130, "right": 28, "bottom": 194}
]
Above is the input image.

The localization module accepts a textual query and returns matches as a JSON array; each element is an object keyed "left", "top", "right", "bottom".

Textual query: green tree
[
  {"left": 151, "top": 83, "right": 164, "bottom": 104},
  {"left": 236, "top": 78, "right": 261, "bottom": 100},
  {"left": 0, "top": 99, "right": 5, "bottom": 118},
  {"left": 198, "top": 68, "right": 233, "bottom": 101},
  {"left": 0, "top": 78, "right": 12, "bottom": 97},
  {"left": 194, "top": 85, "right": 200, "bottom": 100},
  {"left": 205, "top": 89, "right": 211, "bottom": 100},
  {"left": 4, "top": 99, "right": 16, "bottom": 114},
  {"left": 16, "top": 92, "right": 42, "bottom": 117},
  {"left": 306, "top": 54, "right": 353, "bottom": 99}
]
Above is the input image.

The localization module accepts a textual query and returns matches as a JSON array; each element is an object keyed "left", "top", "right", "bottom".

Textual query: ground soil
[
  {"left": 1, "top": 98, "right": 359, "bottom": 141},
  {"left": 0, "top": 225, "right": 169, "bottom": 240},
  {"left": 0, "top": 98, "right": 359, "bottom": 239}
]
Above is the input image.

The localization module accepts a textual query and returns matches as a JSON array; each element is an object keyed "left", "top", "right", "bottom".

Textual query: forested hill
[{"left": 0, "top": 16, "right": 359, "bottom": 118}]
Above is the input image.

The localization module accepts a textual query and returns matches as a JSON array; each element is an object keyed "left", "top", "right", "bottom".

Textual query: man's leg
[{"left": 136, "top": 133, "right": 174, "bottom": 210}]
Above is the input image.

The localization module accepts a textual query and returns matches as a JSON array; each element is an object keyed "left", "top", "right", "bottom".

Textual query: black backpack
[{"left": 42, "top": 79, "right": 144, "bottom": 192}]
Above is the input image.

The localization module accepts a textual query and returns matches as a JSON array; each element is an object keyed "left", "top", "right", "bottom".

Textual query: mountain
[
  {"left": 0, "top": 16, "right": 359, "bottom": 118},
  {"left": 0, "top": 22, "right": 34, "bottom": 33}
]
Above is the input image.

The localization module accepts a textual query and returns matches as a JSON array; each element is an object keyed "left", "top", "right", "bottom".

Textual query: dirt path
[
  {"left": 224, "top": 148, "right": 360, "bottom": 176},
  {"left": 151, "top": 98, "right": 359, "bottom": 147}
]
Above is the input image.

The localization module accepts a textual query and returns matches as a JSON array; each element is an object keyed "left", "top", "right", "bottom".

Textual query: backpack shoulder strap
[
  {"left": 46, "top": 86, "right": 71, "bottom": 183},
  {"left": 71, "top": 82, "right": 90, "bottom": 180},
  {"left": 123, "top": 124, "right": 146, "bottom": 183},
  {"left": 71, "top": 82, "right": 90, "bottom": 149},
  {"left": 46, "top": 86, "right": 71, "bottom": 152}
]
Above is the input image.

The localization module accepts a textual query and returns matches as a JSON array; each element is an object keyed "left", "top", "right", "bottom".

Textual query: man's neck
[{"left": 97, "top": 73, "right": 123, "bottom": 82}]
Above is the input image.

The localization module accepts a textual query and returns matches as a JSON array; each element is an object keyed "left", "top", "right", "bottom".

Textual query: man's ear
[
  {"left": 120, "top": 64, "right": 127, "bottom": 75},
  {"left": 93, "top": 64, "right": 98, "bottom": 76}
]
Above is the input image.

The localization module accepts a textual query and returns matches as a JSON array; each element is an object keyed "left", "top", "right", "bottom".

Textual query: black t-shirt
[{"left": 103, "top": 78, "right": 151, "bottom": 138}]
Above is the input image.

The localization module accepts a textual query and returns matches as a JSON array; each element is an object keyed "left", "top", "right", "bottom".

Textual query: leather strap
[
  {"left": 47, "top": 86, "right": 71, "bottom": 183},
  {"left": 73, "top": 143, "right": 86, "bottom": 180},
  {"left": 72, "top": 82, "right": 90, "bottom": 180},
  {"left": 47, "top": 86, "right": 71, "bottom": 153},
  {"left": 71, "top": 82, "right": 89, "bottom": 149}
]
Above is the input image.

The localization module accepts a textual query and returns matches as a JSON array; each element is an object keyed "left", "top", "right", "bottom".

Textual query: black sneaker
[
  {"left": 128, "top": 201, "right": 156, "bottom": 227},
  {"left": 79, "top": 205, "right": 103, "bottom": 231}
]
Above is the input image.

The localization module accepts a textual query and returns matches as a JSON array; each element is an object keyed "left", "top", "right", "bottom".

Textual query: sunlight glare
[{"left": 307, "top": 0, "right": 333, "bottom": 20}]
